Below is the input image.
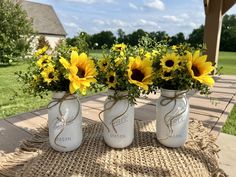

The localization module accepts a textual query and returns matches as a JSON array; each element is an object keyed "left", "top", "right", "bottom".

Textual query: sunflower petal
[
  {"left": 71, "top": 51, "right": 79, "bottom": 65},
  {"left": 59, "top": 57, "right": 70, "bottom": 69}
]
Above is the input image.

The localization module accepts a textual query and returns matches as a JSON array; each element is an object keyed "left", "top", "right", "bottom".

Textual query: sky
[{"left": 29, "top": 0, "right": 236, "bottom": 37}]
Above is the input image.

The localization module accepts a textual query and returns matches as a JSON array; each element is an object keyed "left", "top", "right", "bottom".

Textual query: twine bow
[
  {"left": 47, "top": 93, "right": 81, "bottom": 149},
  {"left": 98, "top": 94, "right": 129, "bottom": 133},
  {"left": 157, "top": 90, "right": 188, "bottom": 140}
]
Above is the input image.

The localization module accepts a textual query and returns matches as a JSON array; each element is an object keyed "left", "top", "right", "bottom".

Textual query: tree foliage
[
  {"left": 220, "top": 14, "right": 236, "bottom": 52},
  {"left": 66, "top": 14, "right": 236, "bottom": 52},
  {"left": 0, "top": 0, "right": 33, "bottom": 63}
]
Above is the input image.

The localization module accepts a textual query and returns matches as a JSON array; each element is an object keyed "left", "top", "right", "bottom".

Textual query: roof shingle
[{"left": 21, "top": 1, "right": 67, "bottom": 36}]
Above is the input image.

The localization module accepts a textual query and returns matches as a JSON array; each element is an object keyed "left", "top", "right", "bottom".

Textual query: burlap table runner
[{"left": 0, "top": 119, "right": 226, "bottom": 177}]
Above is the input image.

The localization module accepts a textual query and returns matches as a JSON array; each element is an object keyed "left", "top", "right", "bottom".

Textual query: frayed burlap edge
[
  {"left": 0, "top": 125, "right": 48, "bottom": 177},
  {"left": 0, "top": 119, "right": 228, "bottom": 177}
]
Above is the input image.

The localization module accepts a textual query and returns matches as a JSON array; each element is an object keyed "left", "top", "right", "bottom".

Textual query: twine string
[
  {"left": 47, "top": 93, "right": 80, "bottom": 149},
  {"left": 157, "top": 90, "right": 188, "bottom": 140},
  {"left": 98, "top": 94, "right": 129, "bottom": 133}
]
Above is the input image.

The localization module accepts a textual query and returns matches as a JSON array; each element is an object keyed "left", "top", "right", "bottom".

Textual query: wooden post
[{"left": 203, "top": 0, "right": 223, "bottom": 67}]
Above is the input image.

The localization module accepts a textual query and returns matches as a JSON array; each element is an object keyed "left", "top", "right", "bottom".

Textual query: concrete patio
[{"left": 0, "top": 75, "right": 236, "bottom": 176}]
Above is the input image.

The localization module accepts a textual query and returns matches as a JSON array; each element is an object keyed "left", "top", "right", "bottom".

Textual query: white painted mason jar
[
  {"left": 156, "top": 89, "right": 189, "bottom": 148},
  {"left": 48, "top": 91, "right": 82, "bottom": 152},
  {"left": 103, "top": 90, "right": 134, "bottom": 148}
]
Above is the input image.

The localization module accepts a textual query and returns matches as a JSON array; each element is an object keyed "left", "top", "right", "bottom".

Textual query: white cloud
[
  {"left": 163, "top": 15, "right": 183, "bottom": 22},
  {"left": 111, "top": 19, "right": 127, "bottom": 27},
  {"left": 65, "top": 0, "right": 114, "bottom": 4},
  {"left": 93, "top": 19, "right": 106, "bottom": 25},
  {"left": 64, "top": 22, "right": 79, "bottom": 28},
  {"left": 129, "top": 2, "right": 138, "bottom": 10},
  {"left": 144, "top": 0, "right": 165, "bottom": 11},
  {"left": 134, "top": 19, "right": 159, "bottom": 27},
  {"left": 65, "top": 0, "right": 96, "bottom": 4}
]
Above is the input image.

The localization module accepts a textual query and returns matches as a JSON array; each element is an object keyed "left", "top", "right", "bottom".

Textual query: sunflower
[
  {"left": 98, "top": 58, "right": 109, "bottom": 71},
  {"left": 35, "top": 46, "right": 48, "bottom": 57},
  {"left": 41, "top": 65, "right": 59, "bottom": 85},
  {"left": 37, "top": 55, "right": 52, "bottom": 69},
  {"left": 59, "top": 51, "right": 97, "bottom": 94},
  {"left": 114, "top": 57, "right": 123, "bottom": 66},
  {"left": 186, "top": 50, "right": 215, "bottom": 87},
  {"left": 106, "top": 71, "right": 117, "bottom": 89},
  {"left": 127, "top": 56, "right": 153, "bottom": 91},
  {"left": 160, "top": 53, "right": 180, "bottom": 72},
  {"left": 151, "top": 50, "right": 160, "bottom": 57},
  {"left": 112, "top": 43, "right": 126, "bottom": 52},
  {"left": 160, "top": 70, "right": 173, "bottom": 81}
]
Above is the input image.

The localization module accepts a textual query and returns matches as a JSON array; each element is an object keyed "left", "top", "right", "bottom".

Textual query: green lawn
[
  {"left": 222, "top": 104, "right": 236, "bottom": 136},
  {"left": 0, "top": 63, "right": 51, "bottom": 119},
  {"left": 218, "top": 51, "right": 236, "bottom": 75}
]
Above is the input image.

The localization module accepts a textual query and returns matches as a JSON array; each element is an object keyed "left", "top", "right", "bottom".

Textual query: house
[{"left": 20, "top": 1, "right": 67, "bottom": 48}]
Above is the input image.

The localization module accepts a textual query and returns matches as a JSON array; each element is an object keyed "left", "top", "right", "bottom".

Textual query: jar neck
[
  {"left": 52, "top": 91, "right": 77, "bottom": 99},
  {"left": 161, "top": 88, "right": 187, "bottom": 98},
  {"left": 107, "top": 89, "right": 128, "bottom": 97}
]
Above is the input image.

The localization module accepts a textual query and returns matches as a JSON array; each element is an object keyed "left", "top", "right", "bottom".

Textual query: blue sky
[{"left": 30, "top": 0, "right": 236, "bottom": 37}]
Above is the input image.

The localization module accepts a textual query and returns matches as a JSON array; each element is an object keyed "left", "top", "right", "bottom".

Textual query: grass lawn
[
  {"left": 218, "top": 51, "right": 236, "bottom": 75},
  {"left": 222, "top": 104, "right": 236, "bottom": 136},
  {"left": 0, "top": 63, "right": 51, "bottom": 119}
]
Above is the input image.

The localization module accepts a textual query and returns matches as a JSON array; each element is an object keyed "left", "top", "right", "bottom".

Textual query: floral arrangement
[
  {"left": 96, "top": 43, "right": 154, "bottom": 103},
  {"left": 17, "top": 46, "right": 97, "bottom": 96},
  {"left": 142, "top": 42, "right": 216, "bottom": 95}
]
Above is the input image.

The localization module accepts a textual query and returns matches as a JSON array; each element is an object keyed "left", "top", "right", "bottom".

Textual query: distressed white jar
[
  {"left": 48, "top": 91, "right": 82, "bottom": 152},
  {"left": 103, "top": 90, "right": 134, "bottom": 148},
  {"left": 156, "top": 89, "right": 189, "bottom": 148}
]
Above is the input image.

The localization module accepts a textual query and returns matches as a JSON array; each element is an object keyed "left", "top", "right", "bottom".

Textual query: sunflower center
[
  {"left": 191, "top": 66, "right": 201, "bottom": 76},
  {"left": 109, "top": 76, "right": 115, "bottom": 83},
  {"left": 48, "top": 72, "right": 54, "bottom": 79},
  {"left": 165, "top": 60, "right": 174, "bottom": 67},
  {"left": 103, "top": 62, "right": 107, "bottom": 67},
  {"left": 131, "top": 69, "right": 144, "bottom": 82},
  {"left": 78, "top": 68, "right": 85, "bottom": 78},
  {"left": 42, "top": 60, "right": 47, "bottom": 65}
]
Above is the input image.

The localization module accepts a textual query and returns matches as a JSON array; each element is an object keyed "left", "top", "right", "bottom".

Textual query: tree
[
  {"left": 117, "top": 28, "right": 125, "bottom": 43},
  {"left": 0, "top": 0, "right": 33, "bottom": 63},
  {"left": 90, "top": 31, "right": 116, "bottom": 49},
  {"left": 66, "top": 32, "right": 91, "bottom": 52},
  {"left": 220, "top": 14, "right": 236, "bottom": 52},
  {"left": 170, "top": 32, "right": 185, "bottom": 45},
  {"left": 36, "top": 36, "right": 50, "bottom": 50},
  {"left": 125, "top": 29, "right": 146, "bottom": 46},
  {"left": 188, "top": 25, "right": 204, "bottom": 47}
]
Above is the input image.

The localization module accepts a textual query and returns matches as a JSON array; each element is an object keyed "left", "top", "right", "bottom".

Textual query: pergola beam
[
  {"left": 203, "top": 0, "right": 223, "bottom": 67},
  {"left": 203, "top": 0, "right": 235, "bottom": 72},
  {"left": 222, "top": 0, "right": 236, "bottom": 14}
]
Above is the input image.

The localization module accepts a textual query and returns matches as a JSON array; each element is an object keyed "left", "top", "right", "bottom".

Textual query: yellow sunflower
[
  {"left": 160, "top": 53, "right": 180, "bottom": 72},
  {"left": 37, "top": 55, "right": 52, "bottom": 69},
  {"left": 106, "top": 71, "right": 117, "bottom": 89},
  {"left": 151, "top": 50, "right": 160, "bottom": 57},
  {"left": 114, "top": 57, "right": 123, "bottom": 66},
  {"left": 127, "top": 56, "right": 153, "bottom": 91},
  {"left": 35, "top": 46, "right": 48, "bottom": 57},
  {"left": 186, "top": 50, "right": 215, "bottom": 87},
  {"left": 59, "top": 51, "right": 97, "bottom": 94},
  {"left": 41, "top": 65, "right": 59, "bottom": 85},
  {"left": 98, "top": 58, "right": 109, "bottom": 71},
  {"left": 160, "top": 70, "right": 173, "bottom": 81},
  {"left": 112, "top": 43, "right": 126, "bottom": 52}
]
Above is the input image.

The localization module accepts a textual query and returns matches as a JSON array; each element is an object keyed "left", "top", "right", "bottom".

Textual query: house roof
[{"left": 21, "top": 1, "right": 67, "bottom": 36}]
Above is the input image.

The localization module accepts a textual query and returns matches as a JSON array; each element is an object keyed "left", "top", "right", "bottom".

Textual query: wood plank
[{"left": 0, "top": 120, "right": 31, "bottom": 153}]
